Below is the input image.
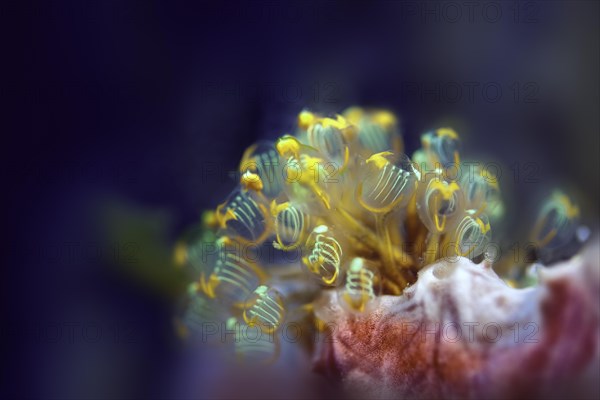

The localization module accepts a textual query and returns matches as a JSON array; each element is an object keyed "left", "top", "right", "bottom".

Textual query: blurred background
[{"left": 2, "top": 0, "right": 599, "bottom": 398}]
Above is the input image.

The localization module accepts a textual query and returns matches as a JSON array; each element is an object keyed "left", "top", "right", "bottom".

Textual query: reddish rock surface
[{"left": 314, "top": 241, "right": 600, "bottom": 399}]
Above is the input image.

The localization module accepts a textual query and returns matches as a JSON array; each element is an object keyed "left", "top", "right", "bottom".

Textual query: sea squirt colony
[{"left": 175, "top": 107, "right": 582, "bottom": 363}]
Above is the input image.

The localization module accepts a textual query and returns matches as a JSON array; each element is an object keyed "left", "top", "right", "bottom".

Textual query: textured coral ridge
[{"left": 314, "top": 241, "right": 600, "bottom": 399}]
